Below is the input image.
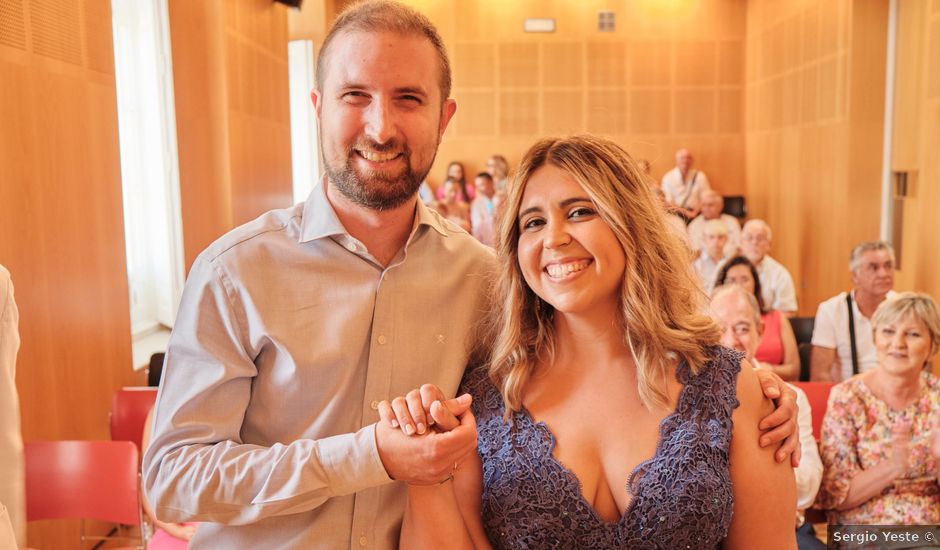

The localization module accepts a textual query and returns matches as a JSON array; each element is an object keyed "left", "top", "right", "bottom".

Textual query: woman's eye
[
  {"left": 521, "top": 218, "right": 544, "bottom": 230},
  {"left": 569, "top": 207, "right": 595, "bottom": 218}
]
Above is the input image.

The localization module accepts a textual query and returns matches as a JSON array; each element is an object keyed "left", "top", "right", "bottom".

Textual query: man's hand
[
  {"left": 374, "top": 403, "right": 477, "bottom": 485},
  {"left": 377, "top": 383, "right": 472, "bottom": 435},
  {"left": 753, "top": 367, "right": 801, "bottom": 466}
]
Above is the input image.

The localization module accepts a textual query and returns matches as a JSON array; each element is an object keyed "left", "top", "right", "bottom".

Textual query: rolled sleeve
[{"left": 316, "top": 424, "right": 393, "bottom": 496}]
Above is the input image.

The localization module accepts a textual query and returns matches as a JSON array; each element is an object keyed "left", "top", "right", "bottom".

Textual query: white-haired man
[
  {"left": 687, "top": 189, "right": 740, "bottom": 257},
  {"left": 710, "top": 285, "right": 824, "bottom": 550},
  {"left": 741, "top": 219, "right": 798, "bottom": 316},
  {"left": 693, "top": 219, "right": 733, "bottom": 294},
  {"left": 810, "top": 241, "right": 897, "bottom": 381},
  {"left": 660, "top": 148, "right": 711, "bottom": 220}
]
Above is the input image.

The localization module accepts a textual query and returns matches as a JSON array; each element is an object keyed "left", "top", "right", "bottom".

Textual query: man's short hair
[
  {"left": 475, "top": 172, "right": 493, "bottom": 181},
  {"left": 711, "top": 284, "right": 762, "bottom": 327},
  {"left": 703, "top": 219, "right": 728, "bottom": 236},
  {"left": 315, "top": 0, "right": 452, "bottom": 102},
  {"left": 742, "top": 219, "right": 772, "bottom": 241},
  {"left": 849, "top": 241, "right": 895, "bottom": 273}
]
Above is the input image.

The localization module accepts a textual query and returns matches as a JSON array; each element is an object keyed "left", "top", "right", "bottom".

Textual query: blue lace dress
[{"left": 460, "top": 347, "right": 742, "bottom": 549}]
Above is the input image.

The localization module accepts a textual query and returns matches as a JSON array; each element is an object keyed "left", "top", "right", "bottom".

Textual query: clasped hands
[{"left": 373, "top": 384, "right": 477, "bottom": 486}]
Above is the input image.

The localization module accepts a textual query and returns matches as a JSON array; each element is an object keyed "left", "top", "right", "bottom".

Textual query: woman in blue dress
[{"left": 383, "top": 135, "right": 797, "bottom": 549}]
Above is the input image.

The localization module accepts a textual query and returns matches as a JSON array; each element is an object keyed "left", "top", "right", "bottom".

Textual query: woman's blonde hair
[
  {"left": 486, "top": 135, "right": 720, "bottom": 414},
  {"left": 871, "top": 292, "right": 940, "bottom": 357}
]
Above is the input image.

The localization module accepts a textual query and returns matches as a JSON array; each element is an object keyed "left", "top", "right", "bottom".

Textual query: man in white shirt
[
  {"left": 710, "top": 285, "right": 824, "bottom": 550},
  {"left": 810, "top": 241, "right": 897, "bottom": 381},
  {"left": 660, "top": 148, "right": 711, "bottom": 220},
  {"left": 0, "top": 265, "right": 23, "bottom": 549},
  {"left": 741, "top": 219, "right": 798, "bottom": 316},
  {"left": 687, "top": 190, "right": 740, "bottom": 257},
  {"left": 693, "top": 219, "right": 732, "bottom": 295}
]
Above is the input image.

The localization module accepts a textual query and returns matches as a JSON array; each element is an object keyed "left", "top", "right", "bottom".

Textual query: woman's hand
[
  {"left": 889, "top": 421, "right": 913, "bottom": 478},
  {"left": 158, "top": 521, "right": 196, "bottom": 541},
  {"left": 377, "top": 383, "right": 472, "bottom": 435}
]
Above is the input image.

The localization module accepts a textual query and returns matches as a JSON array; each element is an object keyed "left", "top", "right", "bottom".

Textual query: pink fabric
[
  {"left": 755, "top": 309, "right": 785, "bottom": 365},
  {"left": 148, "top": 524, "right": 196, "bottom": 550}
]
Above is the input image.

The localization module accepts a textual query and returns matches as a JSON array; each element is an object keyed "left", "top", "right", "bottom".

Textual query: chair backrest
[
  {"left": 110, "top": 387, "right": 158, "bottom": 453},
  {"left": 25, "top": 440, "right": 140, "bottom": 525},
  {"left": 722, "top": 195, "right": 746, "bottom": 219},
  {"left": 789, "top": 316, "right": 815, "bottom": 346},
  {"left": 798, "top": 342, "right": 813, "bottom": 381},
  {"left": 791, "top": 381, "right": 836, "bottom": 441},
  {"left": 147, "top": 352, "right": 165, "bottom": 387}
]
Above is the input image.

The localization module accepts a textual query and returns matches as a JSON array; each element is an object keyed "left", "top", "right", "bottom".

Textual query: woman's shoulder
[{"left": 460, "top": 366, "right": 503, "bottom": 417}]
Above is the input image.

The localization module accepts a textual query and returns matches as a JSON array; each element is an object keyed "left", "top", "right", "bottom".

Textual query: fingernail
[
  {"left": 391, "top": 419, "right": 399, "bottom": 428},
  {"left": 760, "top": 437, "right": 769, "bottom": 447},
  {"left": 456, "top": 394, "right": 472, "bottom": 405},
  {"left": 417, "top": 423, "right": 426, "bottom": 434},
  {"left": 405, "top": 424, "right": 415, "bottom": 435},
  {"left": 767, "top": 387, "right": 780, "bottom": 397}
]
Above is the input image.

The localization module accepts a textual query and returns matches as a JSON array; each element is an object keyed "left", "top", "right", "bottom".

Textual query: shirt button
[
  {"left": 377, "top": 335, "right": 387, "bottom": 345},
  {"left": 346, "top": 242, "right": 357, "bottom": 252},
  {"left": 370, "top": 400, "right": 379, "bottom": 410},
  {"left": 359, "top": 535, "right": 368, "bottom": 546}
]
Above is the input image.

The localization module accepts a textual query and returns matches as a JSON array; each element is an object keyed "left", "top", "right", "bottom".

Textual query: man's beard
[{"left": 325, "top": 140, "right": 433, "bottom": 211}]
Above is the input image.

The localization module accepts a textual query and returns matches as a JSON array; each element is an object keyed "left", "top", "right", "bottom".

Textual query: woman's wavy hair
[
  {"left": 714, "top": 255, "right": 766, "bottom": 313},
  {"left": 486, "top": 135, "right": 721, "bottom": 414}
]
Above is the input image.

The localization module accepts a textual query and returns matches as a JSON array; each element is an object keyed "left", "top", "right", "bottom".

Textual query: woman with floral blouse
[{"left": 816, "top": 292, "right": 940, "bottom": 524}]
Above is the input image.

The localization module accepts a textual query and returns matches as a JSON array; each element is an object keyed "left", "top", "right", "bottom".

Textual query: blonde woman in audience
[
  {"left": 715, "top": 256, "right": 800, "bottom": 381},
  {"left": 383, "top": 135, "right": 797, "bottom": 549},
  {"left": 485, "top": 154, "right": 510, "bottom": 194},
  {"left": 816, "top": 292, "right": 940, "bottom": 525}
]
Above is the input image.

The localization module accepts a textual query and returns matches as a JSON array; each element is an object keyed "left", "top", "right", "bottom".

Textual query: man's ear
[
  {"left": 438, "top": 98, "right": 457, "bottom": 139},
  {"left": 311, "top": 89, "right": 323, "bottom": 120}
]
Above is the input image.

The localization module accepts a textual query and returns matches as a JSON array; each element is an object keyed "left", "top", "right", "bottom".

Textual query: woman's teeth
[{"left": 546, "top": 261, "right": 590, "bottom": 278}]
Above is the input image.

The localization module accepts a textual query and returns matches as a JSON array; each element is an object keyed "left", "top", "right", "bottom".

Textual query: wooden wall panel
[
  {"left": 169, "top": 0, "right": 292, "bottom": 269},
  {"left": 745, "top": 0, "right": 887, "bottom": 315},
  {"left": 0, "top": 0, "right": 143, "bottom": 547}
]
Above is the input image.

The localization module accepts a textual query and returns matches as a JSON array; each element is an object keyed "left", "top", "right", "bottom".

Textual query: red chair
[
  {"left": 110, "top": 386, "right": 158, "bottom": 453},
  {"left": 25, "top": 440, "right": 142, "bottom": 547},
  {"left": 792, "top": 381, "right": 836, "bottom": 441}
]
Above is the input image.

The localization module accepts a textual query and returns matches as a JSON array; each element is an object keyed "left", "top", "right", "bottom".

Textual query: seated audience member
[
  {"left": 470, "top": 172, "right": 496, "bottom": 247},
  {"left": 0, "top": 265, "right": 23, "bottom": 549},
  {"left": 660, "top": 148, "right": 711, "bottom": 220},
  {"left": 433, "top": 178, "right": 471, "bottom": 232},
  {"left": 716, "top": 256, "right": 800, "bottom": 380},
  {"left": 816, "top": 292, "right": 940, "bottom": 525},
  {"left": 694, "top": 219, "right": 733, "bottom": 294},
  {"left": 141, "top": 407, "right": 197, "bottom": 548},
  {"left": 741, "top": 219, "right": 798, "bottom": 316},
  {"left": 811, "top": 241, "right": 897, "bottom": 382},
  {"left": 687, "top": 190, "right": 741, "bottom": 257},
  {"left": 417, "top": 179, "right": 435, "bottom": 205},
  {"left": 485, "top": 154, "right": 510, "bottom": 194},
  {"left": 652, "top": 186, "right": 693, "bottom": 252},
  {"left": 435, "top": 161, "right": 474, "bottom": 201},
  {"left": 710, "top": 285, "right": 823, "bottom": 550}
]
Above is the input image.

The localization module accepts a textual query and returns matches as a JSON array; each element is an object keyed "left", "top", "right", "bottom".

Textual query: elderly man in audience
[
  {"left": 816, "top": 292, "right": 940, "bottom": 525},
  {"left": 693, "top": 219, "right": 732, "bottom": 294},
  {"left": 710, "top": 285, "right": 824, "bottom": 550},
  {"left": 470, "top": 172, "right": 496, "bottom": 246},
  {"left": 660, "top": 148, "right": 711, "bottom": 220},
  {"left": 811, "top": 241, "right": 897, "bottom": 382},
  {"left": 687, "top": 189, "right": 741, "bottom": 257},
  {"left": 741, "top": 219, "right": 798, "bottom": 317}
]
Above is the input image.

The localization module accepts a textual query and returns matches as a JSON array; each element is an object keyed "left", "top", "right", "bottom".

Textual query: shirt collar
[{"left": 299, "top": 179, "right": 449, "bottom": 244}]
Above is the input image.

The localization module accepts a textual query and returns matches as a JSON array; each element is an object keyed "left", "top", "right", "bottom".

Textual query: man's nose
[{"left": 364, "top": 99, "right": 396, "bottom": 144}]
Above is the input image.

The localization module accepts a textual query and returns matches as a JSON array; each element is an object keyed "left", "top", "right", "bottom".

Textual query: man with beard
[
  {"left": 143, "top": 2, "right": 491, "bottom": 548},
  {"left": 810, "top": 241, "right": 897, "bottom": 381},
  {"left": 144, "top": 2, "right": 799, "bottom": 548}
]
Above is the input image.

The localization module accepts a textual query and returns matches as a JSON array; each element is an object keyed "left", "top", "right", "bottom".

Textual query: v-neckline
[{"left": 516, "top": 362, "right": 692, "bottom": 527}]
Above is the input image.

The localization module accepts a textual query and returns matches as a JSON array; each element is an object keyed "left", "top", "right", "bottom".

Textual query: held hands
[
  {"left": 753, "top": 368, "right": 802, "bottom": 466},
  {"left": 374, "top": 384, "right": 477, "bottom": 486}
]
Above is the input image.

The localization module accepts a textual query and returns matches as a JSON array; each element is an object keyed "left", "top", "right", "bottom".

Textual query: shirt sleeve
[
  {"left": 772, "top": 265, "right": 798, "bottom": 313},
  {"left": 814, "top": 383, "right": 860, "bottom": 510},
  {"left": 793, "top": 388, "right": 823, "bottom": 511},
  {"left": 142, "top": 254, "right": 392, "bottom": 525},
  {"left": 811, "top": 299, "right": 838, "bottom": 349}
]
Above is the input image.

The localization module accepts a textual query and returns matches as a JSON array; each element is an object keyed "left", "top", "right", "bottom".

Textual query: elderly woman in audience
[
  {"left": 694, "top": 220, "right": 733, "bottom": 295},
  {"left": 715, "top": 256, "right": 799, "bottom": 380},
  {"left": 485, "top": 154, "right": 510, "bottom": 194},
  {"left": 816, "top": 292, "right": 940, "bottom": 525}
]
